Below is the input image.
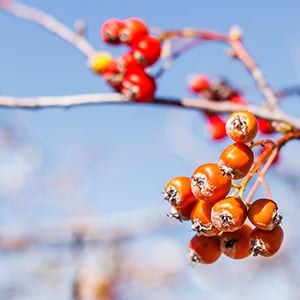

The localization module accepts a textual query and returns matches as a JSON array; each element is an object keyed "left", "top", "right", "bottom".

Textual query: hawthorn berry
[
  {"left": 257, "top": 118, "right": 275, "bottom": 134},
  {"left": 121, "top": 68, "right": 156, "bottom": 102},
  {"left": 211, "top": 196, "right": 248, "bottom": 232},
  {"left": 206, "top": 114, "right": 227, "bottom": 140},
  {"left": 188, "top": 74, "right": 210, "bottom": 94},
  {"left": 164, "top": 176, "right": 196, "bottom": 208},
  {"left": 119, "top": 18, "right": 149, "bottom": 45},
  {"left": 191, "top": 163, "right": 232, "bottom": 202},
  {"left": 168, "top": 201, "right": 196, "bottom": 222},
  {"left": 101, "top": 59, "right": 124, "bottom": 91},
  {"left": 219, "top": 223, "right": 252, "bottom": 259},
  {"left": 188, "top": 234, "right": 221, "bottom": 264},
  {"left": 191, "top": 200, "right": 219, "bottom": 237},
  {"left": 248, "top": 198, "right": 282, "bottom": 231},
  {"left": 101, "top": 18, "right": 124, "bottom": 44},
  {"left": 226, "top": 110, "right": 258, "bottom": 143},
  {"left": 132, "top": 34, "right": 161, "bottom": 67},
  {"left": 218, "top": 142, "right": 254, "bottom": 180},
  {"left": 250, "top": 225, "right": 284, "bottom": 257}
]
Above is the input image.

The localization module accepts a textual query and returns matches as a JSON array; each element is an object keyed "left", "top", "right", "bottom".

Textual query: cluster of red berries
[
  {"left": 164, "top": 110, "right": 283, "bottom": 264},
  {"left": 187, "top": 74, "right": 276, "bottom": 140},
  {"left": 89, "top": 18, "right": 161, "bottom": 102}
]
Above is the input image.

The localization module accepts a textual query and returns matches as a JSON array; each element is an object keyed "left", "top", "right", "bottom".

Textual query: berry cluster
[
  {"left": 164, "top": 110, "right": 283, "bottom": 264},
  {"left": 187, "top": 74, "right": 276, "bottom": 140},
  {"left": 89, "top": 18, "right": 161, "bottom": 102}
]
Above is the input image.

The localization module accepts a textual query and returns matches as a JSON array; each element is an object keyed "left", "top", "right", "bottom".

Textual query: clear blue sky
[{"left": 0, "top": 1, "right": 300, "bottom": 299}]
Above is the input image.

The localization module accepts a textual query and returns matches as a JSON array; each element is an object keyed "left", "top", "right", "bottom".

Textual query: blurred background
[{"left": 0, "top": 0, "right": 300, "bottom": 299}]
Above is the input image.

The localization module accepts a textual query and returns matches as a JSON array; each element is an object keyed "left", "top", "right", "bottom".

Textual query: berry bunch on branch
[
  {"left": 1, "top": 0, "right": 300, "bottom": 266},
  {"left": 164, "top": 110, "right": 285, "bottom": 263}
]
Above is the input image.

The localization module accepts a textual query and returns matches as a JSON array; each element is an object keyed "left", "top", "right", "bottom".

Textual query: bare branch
[
  {"left": 0, "top": 93, "right": 299, "bottom": 129},
  {"left": 0, "top": 0, "right": 96, "bottom": 57}
]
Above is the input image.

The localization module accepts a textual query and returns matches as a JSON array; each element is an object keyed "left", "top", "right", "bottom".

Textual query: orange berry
[
  {"left": 250, "top": 225, "right": 284, "bottom": 257},
  {"left": 211, "top": 197, "right": 248, "bottom": 232},
  {"left": 219, "top": 223, "right": 252, "bottom": 259},
  {"left": 188, "top": 74, "right": 210, "bottom": 94},
  {"left": 164, "top": 176, "right": 196, "bottom": 208},
  {"left": 191, "top": 200, "right": 219, "bottom": 237},
  {"left": 226, "top": 110, "right": 258, "bottom": 143},
  {"left": 188, "top": 235, "right": 221, "bottom": 264},
  {"left": 167, "top": 201, "right": 196, "bottom": 222},
  {"left": 218, "top": 143, "right": 254, "bottom": 179},
  {"left": 248, "top": 198, "right": 282, "bottom": 231},
  {"left": 191, "top": 163, "right": 232, "bottom": 202}
]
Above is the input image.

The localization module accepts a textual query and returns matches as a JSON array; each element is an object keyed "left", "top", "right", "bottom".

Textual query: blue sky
[{"left": 0, "top": 1, "right": 300, "bottom": 299}]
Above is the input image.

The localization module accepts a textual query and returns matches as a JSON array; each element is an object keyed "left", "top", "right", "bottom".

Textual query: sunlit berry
[
  {"left": 167, "top": 201, "right": 196, "bottom": 222},
  {"left": 257, "top": 118, "right": 275, "bottom": 134},
  {"left": 206, "top": 114, "right": 227, "bottom": 140},
  {"left": 226, "top": 110, "right": 258, "bottom": 143},
  {"left": 219, "top": 223, "right": 252, "bottom": 259},
  {"left": 132, "top": 34, "right": 161, "bottom": 66},
  {"left": 188, "top": 74, "right": 210, "bottom": 94},
  {"left": 218, "top": 143, "right": 254, "bottom": 179},
  {"left": 188, "top": 235, "right": 221, "bottom": 264},
  {"left": 88, "top": 51, "right": 112, "bottom": 74},
  {"left": 121, "top": 68, "right": 156, "bottom": 102},
  {"left": 191, "top": 163, "right": 232, "bottom": 202},
  {"left": 101, "top": 18, "right": 124, "bottom": 44},
  {"left": 119, "top": 18, "right": 149, "bottom": 45},
  {"left": 164, "top": 176, "right": 197, "bottom": 208},
  {"left": 248, "top": 198, "right": 282, "bottom": 231},
  {"left": 250, "top": 225, "right": 284, "bottom": 257},
  {"left": 211, "top": 196, "right": 248, "bottom": 232},
  {"left": 191, "top": 200, "right": 219, "bottom": 237}
]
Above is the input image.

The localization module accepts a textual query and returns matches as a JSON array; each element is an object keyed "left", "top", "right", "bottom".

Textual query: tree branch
[
  {"left": 0, "top": 93, "right": 299, "bottom": 129},
  {"left": 0, "top": 0, "right": 96, "bottom": 57}
]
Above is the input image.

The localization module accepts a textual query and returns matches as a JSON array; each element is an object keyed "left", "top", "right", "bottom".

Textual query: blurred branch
[
  {"left": 0, "top": 207, "right": 174, "bottom": 251},
  {"left": 0, "top": 0, "right": 96, "bottom": 57},
  {"left": 0, "top": 93, "right": 300, "bottom": 129}
]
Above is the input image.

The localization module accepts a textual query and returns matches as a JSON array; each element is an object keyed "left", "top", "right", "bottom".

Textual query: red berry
[
  {"left": 121, "top": 68, "right": 156, "bottom": 102},
  {"left": 119, "top": 18, "right": 149, "bottom": 45},
  {"left": 132, "top": 34, "right": 161, "bottom": 66},
  {"left": 188, "top": 74, "right": 210, "bottom": 94},
  {"left": 206, "top": 114, "right": 227, "bottom": 140},
  {"left": 101, "top": 18, "right": 124, "bottom": 44},
  {"left": 257, "top": 118, "right": 275, "bottom": 134}
]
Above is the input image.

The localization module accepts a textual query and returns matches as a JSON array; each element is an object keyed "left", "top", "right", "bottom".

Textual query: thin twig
[{"left": 0, "top": 0, "right": 96, "bottom": 57}]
